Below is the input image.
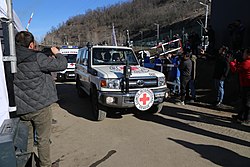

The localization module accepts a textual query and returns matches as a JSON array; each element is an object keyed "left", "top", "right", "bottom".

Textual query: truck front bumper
[{"left": 98, "top": 87, "right": 168, "bottom": 108}]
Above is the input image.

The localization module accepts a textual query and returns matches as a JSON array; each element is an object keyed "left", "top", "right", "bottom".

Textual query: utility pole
[
  {"left": 154, "top": 23, "right": 160, "bottom": 44},
  {"left": 126, "top": 30, "right": 130, "bottom": 47},
  {"left": 199, "top": 1, "right": 209, "bottom": 50},
  {"left": 139, "top": 31, "right": 143, "bottom": 50},
  {"left": 199, "top": 1, "right": 209, "bottom": 29}
]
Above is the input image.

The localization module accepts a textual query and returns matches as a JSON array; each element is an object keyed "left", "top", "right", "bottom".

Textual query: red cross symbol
[
  {"left": 140, "top": 93, "right": 150, "bottom": 105},
  {"left": 70, "top": 63, "right": 74, "bottom": 66}
]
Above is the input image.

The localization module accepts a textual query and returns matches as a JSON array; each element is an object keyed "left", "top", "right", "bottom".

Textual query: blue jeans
[
  {"left": 214, "top": 79, "right": 224, "bottom": 103},
  {"left": 172, "top": 77, "right": 180, "bottom": 94},
  {"left": 189, "top": 79, "right": 196, "bottom": 99}
]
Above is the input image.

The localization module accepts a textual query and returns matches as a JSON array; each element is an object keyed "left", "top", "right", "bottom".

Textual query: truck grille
[{"left": 129, "top": 77, "right": 158, "bottom": 88}]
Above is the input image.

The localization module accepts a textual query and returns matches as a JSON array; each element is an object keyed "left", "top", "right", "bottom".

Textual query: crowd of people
[
  {"left": 151, "top": 44, "right": 249, "bottom": 126},
  {"left": 147, "top": 22, "right": 249, "bottom": 126}
]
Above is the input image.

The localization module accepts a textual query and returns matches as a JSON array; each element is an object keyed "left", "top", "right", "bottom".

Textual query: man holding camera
[{"left": 14, "top": 31, "right": 67, "bottom": 167}]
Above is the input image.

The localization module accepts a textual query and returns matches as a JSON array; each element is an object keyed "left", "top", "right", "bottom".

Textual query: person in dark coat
[
  {"left": 228, "top": 19, "right": 245, "bottom": 51},
  {"left": 14, "top": 31, "right": 67, "bottom": 167},
  {"left": 188, "top": 31, "right": 201, "bottom": 56},
  {"left": 186, "top": 54, "right": 197, "bottom": 102},
  {"left": 176, "top": 49, "right": 192, "bottom": 105},
  {"left": 213, "top": 46, "right": 230, "bottom": 107}
]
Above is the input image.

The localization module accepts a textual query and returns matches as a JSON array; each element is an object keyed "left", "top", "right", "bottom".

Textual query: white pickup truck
[{"left": 75, "top": 44, "right": 168, "bottom": 121}]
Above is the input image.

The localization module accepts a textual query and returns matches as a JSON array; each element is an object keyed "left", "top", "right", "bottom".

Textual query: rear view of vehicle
[{"left": 57, "top": 46, "right": 78, "bottom": 81}]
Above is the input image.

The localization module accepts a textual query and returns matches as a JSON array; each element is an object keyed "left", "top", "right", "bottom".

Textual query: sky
[{"left": 13, "top": 0, "right": 128, "bottom": 41}]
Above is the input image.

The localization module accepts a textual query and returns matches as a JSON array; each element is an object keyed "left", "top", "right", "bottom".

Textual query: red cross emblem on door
[{"left": 140, "top": 93, "right": 150, "bottom": 105}]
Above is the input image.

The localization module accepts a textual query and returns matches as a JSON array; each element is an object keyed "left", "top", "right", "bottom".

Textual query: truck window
[
  {"left": 92, "top": 48, "right": 138, "bottom": 65},
  {"left": 82, "top": 50, "right": 88, "bottom": 65},
  {"left": 64, "top": 54, "right": 77, "bottom": 63}
]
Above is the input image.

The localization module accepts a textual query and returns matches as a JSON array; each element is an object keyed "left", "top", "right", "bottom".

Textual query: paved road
[{"left": 50, "top": 82, "right": 250, "bottom": 167}]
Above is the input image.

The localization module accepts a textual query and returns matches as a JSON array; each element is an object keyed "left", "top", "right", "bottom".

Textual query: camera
[{"left": 41, "top": 47, "right": 54, "bottom": 57}]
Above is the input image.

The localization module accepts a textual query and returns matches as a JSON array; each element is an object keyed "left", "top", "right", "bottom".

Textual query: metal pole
[
  {"left": 170, "top": 29, "right": 173, "bottom": 39},
  {"left": 199, "top": 1, "right": 209, "bottom": 50},
  {"left": 205, "top": 4, "right": 208, "bottom": 29},
  {"left": 199, "top": 2, "right": 208, "bottom": 29},
  {"left": 154, "top": 23, "right": 159, "bottom": 43},
  {"left": 157, "top": 24, "right": 159, "bottom": 41},
  {"left": 6, "top": 0, "right": 17, "bottom": 73},
  {"left": 140, "top": 31, "right": 143, "bottom": 50},
  {"left": 126, "top": 30, "right": 130, "bottom": 47}
]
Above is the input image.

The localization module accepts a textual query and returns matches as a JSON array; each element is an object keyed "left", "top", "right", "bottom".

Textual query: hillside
[{"left": 43, "top": 0, "right": 210, "bottom": 47}]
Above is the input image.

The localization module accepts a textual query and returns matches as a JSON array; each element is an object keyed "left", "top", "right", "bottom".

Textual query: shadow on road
[
  {"left": 89, "top": 150, "right": 117, "bottom": 167},
  {"left": 56, "top": 83, "right": 127, "bottom": 121},
  {"left": 167, "top": 96, "right": 236, "bottom": 114},
  {"left": 56, "top": 83, "right": 95, "bottom": 121},
  {"left": 133, "top": 106, "right": 250, "bottom": 147},
  {"left": 168, "top": 138, "right": 250, "bottom": 166},
  {"left": 161, "top": 105, "right": 250, "bottom": 133}
]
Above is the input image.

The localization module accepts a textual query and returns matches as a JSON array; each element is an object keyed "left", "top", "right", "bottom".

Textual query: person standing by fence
[{"left": 176, "top": 49, "right": 192, "bottom": 105}]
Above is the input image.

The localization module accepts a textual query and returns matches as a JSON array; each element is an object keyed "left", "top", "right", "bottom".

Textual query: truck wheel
[
  {"left": 76, "top": 79, "right": 86, "bottom": 98},
  {"left": 147, "top": 103, "right": 163, "bottom": 114},
  {"left": 91, "top": 88, "right": 106, "bottom": 121}
]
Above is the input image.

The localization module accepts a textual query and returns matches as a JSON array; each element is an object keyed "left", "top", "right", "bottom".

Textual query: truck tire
[
  {"left": 91, "top": 87, "right": 106, "bottom": 121},
  {"left": 76, "top": 79, "right": 86, "bottom": 98},
  {"left": 147, "top": 103, "right": 163, "bottom": 114}
]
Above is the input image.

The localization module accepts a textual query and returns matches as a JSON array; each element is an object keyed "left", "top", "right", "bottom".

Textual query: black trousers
[
  {"left": 239, "top": 86, "right": 250, "bottom": 120},
  {"left": 180, "top": 75, "right": 191, "bottom": 102}
]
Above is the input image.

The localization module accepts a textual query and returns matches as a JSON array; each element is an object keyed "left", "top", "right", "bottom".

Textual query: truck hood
[{"left": 94, "top": 65, "right": 165, "bottom": 78}]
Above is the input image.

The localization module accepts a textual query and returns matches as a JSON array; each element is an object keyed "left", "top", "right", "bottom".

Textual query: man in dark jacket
[
  {"left": 213, "top": 46, "right": 230, "bottom": 107},
  {"left": 176, "top": 49, "right": 192, "bottom": 105},
  {"left": 186, "top": 54, "right": 197, "bottom": 102},
  {"left": 14, "top": 31, "right": 67, "bottom": 167}
]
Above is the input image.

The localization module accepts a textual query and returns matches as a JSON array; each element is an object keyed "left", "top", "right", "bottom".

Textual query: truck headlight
[
  {"left": 158, "top": 77, "right": 166, "bottom": 86},
  {"left": 101, "top": 79, "right": 121, "bottom": 89}
]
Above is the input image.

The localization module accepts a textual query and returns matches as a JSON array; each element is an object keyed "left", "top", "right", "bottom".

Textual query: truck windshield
[
  {"left": 63, "top": 54, "right": 77, "bottom": 63},
  {"left": 92, "top": 48, "right": 139, "bottom": 65}
]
